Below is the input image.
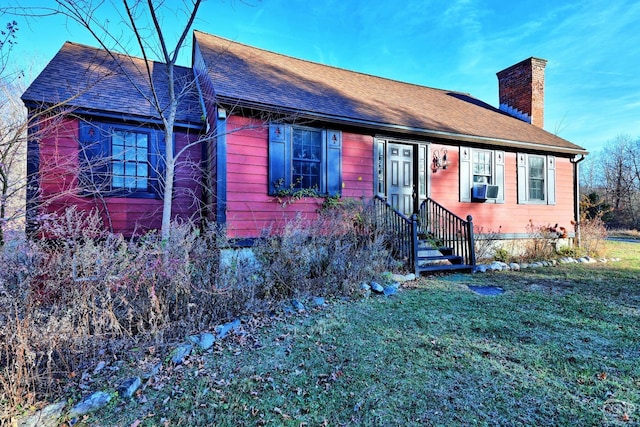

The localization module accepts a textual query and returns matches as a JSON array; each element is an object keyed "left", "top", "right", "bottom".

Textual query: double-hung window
[
  {"left": 472, "top": 150, "right": 493, "bottom": 184},
  {"left": 517, "top": 153, "right": 556, "bottom": 204},
  {"left": 268, "top": 124, "right": 342, "bottom": 196},
  {"left": 459, "top": 147, "right": 505, "bottom": 203},
  {"left": 112, "top": 130, "right": 150, "bottom": 191},
  {"left": 292, "top": 127, "right": 322, "bottom": 190},
  {"left": 78, "top": 121, "right": 165, "bottom": 198}
]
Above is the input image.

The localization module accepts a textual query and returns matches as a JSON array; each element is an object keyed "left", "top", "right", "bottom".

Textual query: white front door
[{"left": 387, "top": 143, "right": 414, "bottom": 215}]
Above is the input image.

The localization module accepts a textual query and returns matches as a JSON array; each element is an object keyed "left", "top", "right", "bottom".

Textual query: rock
[
  {"left": 170, "top": 344, "right": 193, "bottom": 364},
  {"left": 216, "top": 319, "right": 241, "bottom": 339},
  {"left": 188, "top": 332, "right": 216, "bottom": 351},
  {"left": 282, "top": 305, "right": 295, "bottom": 315},
  {"left": 312, "top": 296, "right": 326, "bottom": 307},
  {"left": 509, "top": 262, "right": 520, "bottom": 271},
  {"left": 391, "top": 273, "right": 406, "bottom": 282},
  {"left": 69, "top": 391, "right": 111, "bottom": 419},
  {"left": 489, "top": 262, "right": 503, "bottom": 271},
  {"left": 360, "top": 282, "right": 371, "bottom": 291},
  {"left": 17, "top": 401, "right": 66, "bottom": 427},
  {"left": 578, "top": 257, "right": 588, "bottom": 263},
  {"left": 370, "top": 282, "right": 384, "bottom": 294},
  {"left": 474, "top": 264, "right": 487, "bottom": 273},
  {"left": 391, "top": 273, "right": 415, "bottom": 282},
  {"left": 291, "top": 299, "right": 306, "bottom": 311},
  {"left": 142, "top": 362, "right": 162, "bottom": 380},
  {"left": 520, "top": 263, "right": 529, "bottom": 269},
  {"left": 197, "top": 332, "right": 216, "bottom": 350},
  {"left": 117, "top": 376, "right": 141, "bottom": 399},
  {"left": 383, "top": 286, "right": 398, "bottom": 296},
  {"left": 468, "top": 285, "right": 504, "bottom": 296},
  {"left": 93, "top": 360, "right": 106, "bottom": 374}
]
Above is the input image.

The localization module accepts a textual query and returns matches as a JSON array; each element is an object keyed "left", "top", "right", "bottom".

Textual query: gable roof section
[
  {"left": 22, "top": 42, "right": 203, "bottom": 127},
  {"left": 194, "top": 30, "right": 586, "bottom": 155}
]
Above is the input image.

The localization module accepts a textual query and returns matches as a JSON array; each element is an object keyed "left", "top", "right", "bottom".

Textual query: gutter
[{"left": 570, "top": 154, "right": 587, "bottom": 246}]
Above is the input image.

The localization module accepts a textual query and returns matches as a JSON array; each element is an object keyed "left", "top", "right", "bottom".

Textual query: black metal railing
[
  {"left": 371, "top": 196, "right": 418, "bottom": 268},
  {"left": 417, "top": 198, "right": 476, "bottom": 267}
]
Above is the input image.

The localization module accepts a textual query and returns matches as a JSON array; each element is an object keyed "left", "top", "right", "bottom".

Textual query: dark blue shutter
[
  {"left": 150, "top": 131, "right": 167, "bottom": 196},
  {"left": 325, "top": 130, "right": 342, "bottom": 196},
  {"left": 268, "top": 124, "right": 291, "bottom": 195},
  {"left": 78, "top": 121, "right": 109, "bottom": 194}
]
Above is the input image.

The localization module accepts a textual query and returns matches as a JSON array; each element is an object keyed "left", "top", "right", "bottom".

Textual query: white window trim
[
  {"left": 517, "top": 153, "right": 556, "bottom": 205},
  {"left": 460, "top": 147, "right": 505, "bottom": 203}
]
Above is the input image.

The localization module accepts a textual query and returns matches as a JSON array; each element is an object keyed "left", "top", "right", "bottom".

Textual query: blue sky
[{"left": 5, "top": 0, "right": 640, "bottom": 153}]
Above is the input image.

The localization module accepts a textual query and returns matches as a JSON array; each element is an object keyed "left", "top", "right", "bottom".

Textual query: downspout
[{"left": 570, "top": 154, "right": 586, "bottom": 247}]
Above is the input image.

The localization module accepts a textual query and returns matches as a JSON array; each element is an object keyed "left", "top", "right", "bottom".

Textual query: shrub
[
  {"left": 474, "top": 225, "right": 502, "bottom": 263},
  {"left": 493, "top": 247, "right": 511, "bottom": 263},
  {"left": 579, "top": 216, "right": 608, "bottom": 257},
  {"left": 254, "top": 198, "right": 393, "bottom": 299},
  {"left": 1, "top": 201, "right": 391, "bottom": 421},
  {"left": 521, "top": 219, "right": 558, "bottom": 261}
]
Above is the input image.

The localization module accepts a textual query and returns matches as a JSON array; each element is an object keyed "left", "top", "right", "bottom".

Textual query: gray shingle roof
[
  {"left": 22, "top": 42, "right": 203, "bottom": 126},
  {"left": 194, "top": 30, "right": 586, "bottom": 154}
]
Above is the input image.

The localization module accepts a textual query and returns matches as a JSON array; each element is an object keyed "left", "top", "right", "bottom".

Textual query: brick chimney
[{"left": 496, "top": 57, "right": 547, "bottom": 128}]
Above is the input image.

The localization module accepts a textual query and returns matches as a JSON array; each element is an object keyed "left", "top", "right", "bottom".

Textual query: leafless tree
[
  {"left": 7, "top": 1, "right": 204, "bottom": 241},
  {"left": 587, "top": 135, "right": 640, "bottom": 229}
]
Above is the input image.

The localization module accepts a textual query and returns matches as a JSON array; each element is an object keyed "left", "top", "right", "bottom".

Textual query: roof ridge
[
  {"left": 63, "top": 40, "right": 192, "bottom": 70},
  {"left": 193, "top": 29, "right": 466, "bottom": 97}
]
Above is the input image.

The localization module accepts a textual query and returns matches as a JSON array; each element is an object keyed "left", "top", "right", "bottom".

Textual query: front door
[{"left": 387, "top": 143, "right": 414, "bottom": 215}]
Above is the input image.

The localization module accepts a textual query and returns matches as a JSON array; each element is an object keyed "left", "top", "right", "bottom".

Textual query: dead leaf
[{"left": 129, "top": 420, "right": 142, "bottom": 427}]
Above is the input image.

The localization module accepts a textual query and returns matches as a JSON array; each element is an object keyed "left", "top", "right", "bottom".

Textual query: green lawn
[{"left": 86, "top": 242, "right": 639, "bottom": 426}]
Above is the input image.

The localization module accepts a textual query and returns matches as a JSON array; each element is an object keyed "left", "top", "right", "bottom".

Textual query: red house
[{"left": 22, "top": 30, "right": 588, "bottom": 273}]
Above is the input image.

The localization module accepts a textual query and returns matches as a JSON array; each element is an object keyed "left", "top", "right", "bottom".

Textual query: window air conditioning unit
[{"left": 472, "top": 183, "right": 500, "bottom": 200}]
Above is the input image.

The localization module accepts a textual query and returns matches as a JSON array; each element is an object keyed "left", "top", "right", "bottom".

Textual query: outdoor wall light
[{"left": 431, "top": 149, "right": 449, "bottom": 173}]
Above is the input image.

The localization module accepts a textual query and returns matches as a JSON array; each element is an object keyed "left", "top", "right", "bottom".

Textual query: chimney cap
[{"left": 497, "top": 57, "right": 547, "bottom": 78}]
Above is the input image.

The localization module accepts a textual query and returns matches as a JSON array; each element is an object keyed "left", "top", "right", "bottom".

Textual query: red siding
[
  {"left": 429, "top": 143, "right": 576, "bottom": 235},
  {"left": 36, "top": 117, "right": 203, "bottom": 236},
  {"left": 224, "top": 116, "right": 375, "bottom": 238}
]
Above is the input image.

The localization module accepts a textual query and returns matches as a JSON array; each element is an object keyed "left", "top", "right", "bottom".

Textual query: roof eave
[
  {"left": 217, "top": 97, "right": 589, "bottom": 156},
  {"left": 22, "top": 99, "right": 205, "bottom": 131}
]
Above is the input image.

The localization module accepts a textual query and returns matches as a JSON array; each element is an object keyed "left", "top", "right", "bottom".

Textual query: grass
[{"left": 63, "top": 242, "right": 640, "bottom": 426}]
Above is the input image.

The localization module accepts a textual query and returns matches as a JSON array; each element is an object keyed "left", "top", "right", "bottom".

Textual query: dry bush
[
  {"left": 473, "top": 225, "right": 503, "bottom": 263},
  {"left": 1, "top": 201, "right": 391, "bottom": 421},
  {"left": 579, "top": 217, "right": 608, "bottom": 257},
  {"left": 520, "top": 219, "right": 559, "bottom": 261},
  {"left": 254, "top": 198, "right": 393, "bottom": 299}
]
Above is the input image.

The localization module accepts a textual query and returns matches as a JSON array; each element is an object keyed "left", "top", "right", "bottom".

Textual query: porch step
[
  {"left": 418, "top": 254, "right": 464, "bottom": 265},
  {"left": 416, "top": 263, "right": 474, "bottom": 274},
  {"left": 415, "top": 240, "right": 472, "bottom": 274}
]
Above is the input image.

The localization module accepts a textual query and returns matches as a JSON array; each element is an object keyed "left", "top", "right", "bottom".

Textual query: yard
[{"left": 83, "top": 241, "right": 639, "bottom": 426}]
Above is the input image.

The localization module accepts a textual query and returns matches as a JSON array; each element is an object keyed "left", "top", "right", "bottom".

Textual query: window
[
  {"left": 292, "top": 128, "right": 322, "bottom": 190},
  {"left": 78, "top": 121, "right": 165, "bottom": 198},
  {"left": 528, "top": 155, "right": 545, "bottom": 200},
  {"left": 472, "top": 150, "right": 492, "bottom": 184},
  {"left": 268, "top": 124, "right": 342, "bottom": 196},
  {"left": 517, "top": 153, "right": 556, "bottom": 204},
  {"left": 459, "top": 147, "right": 504, "bottom": 203},
  {"left": 112, "top": 130, "right": 149, "bottom": 190}
]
